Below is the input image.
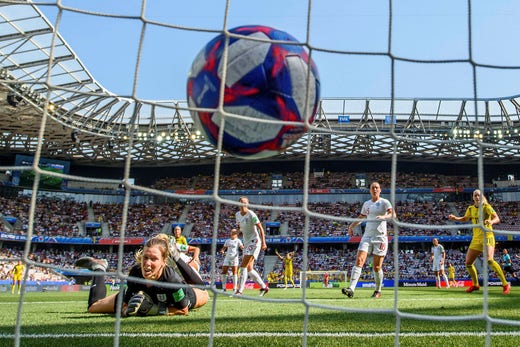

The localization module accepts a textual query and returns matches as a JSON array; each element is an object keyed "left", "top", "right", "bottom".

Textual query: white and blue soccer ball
[{"left": 187, "top": 25, "right": 320, "bottom": 159}]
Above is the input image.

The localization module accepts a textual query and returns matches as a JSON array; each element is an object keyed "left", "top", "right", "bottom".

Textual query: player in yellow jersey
[
  {"left": 171, "top": 225, "right": 201, "bottom": 272},
  {"left": 275, "top": 250, "right": 295, "bottom": 289},
  {"left": 173, "top": 225, "right": 188, "bottom": 246},
  {"left": 10, "top": 260, "right": 24, "bottom": 294},
  {"left": 446, "top": 262, "right": 457, "bottom": 288},
  {"left": 448, "top": 189, "right": 510, "bottom": 295}
]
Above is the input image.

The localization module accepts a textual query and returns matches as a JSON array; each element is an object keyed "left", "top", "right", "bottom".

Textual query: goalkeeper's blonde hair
[{"left": 135, "top": 234, "right": 170, "bottom": 263}]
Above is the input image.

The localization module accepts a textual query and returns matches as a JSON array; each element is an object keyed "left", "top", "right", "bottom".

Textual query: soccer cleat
[
  {"left": 75, "top": 257, "right": 108, "bottom": 271},
  {"left": 259, "top": 287, "right": 269, "bottom": 297},
  {"left": 234, "top": 290, "right": 242, "bottom": 295},
  {"left": 371, "top": 291, "right": 382, "bottom": 298},
  {"left": 465, "top": 285, "right": 480, "bottom": 293},
  {"left": 502, "top": 283, "right": 511, "bottom": 295},
  {"left": 341, "top": 287, "right": 354, "bottom": 298}
]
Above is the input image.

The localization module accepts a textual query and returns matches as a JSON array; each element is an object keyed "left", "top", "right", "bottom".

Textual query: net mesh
[{"left": 1, "top": 1, "right": 520, "bottom": 346}]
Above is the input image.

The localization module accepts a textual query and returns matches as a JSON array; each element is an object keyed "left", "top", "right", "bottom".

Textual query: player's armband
[
  {"left": 177, "top": 244, "right": 189, "bottom": 253},
  {"left": 171, "top": 288, "right": 190, "bottom": 309}
]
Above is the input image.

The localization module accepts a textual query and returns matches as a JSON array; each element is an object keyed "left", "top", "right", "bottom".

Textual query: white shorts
[
  {"left": 179, "top": 253, "right": 200, "bottom": 272},
  {"left": 243, "top": 239, "right": 261, "bottom": 260},
  {"left": 179, "top": 252, "right": 192, "bottom": 264},
  {"left": 432, "top": 261, "right": 444, "bottom": 272},
  {"left": 223, "top": 256, "right": 239, "bottom": 267},
  {"left": 358, "top": 234, "right": 388, "bottom": 257}
]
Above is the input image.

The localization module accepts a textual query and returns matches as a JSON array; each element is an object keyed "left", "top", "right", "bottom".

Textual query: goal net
[{"left": 1, "top": 1, "right": 520, "bottom": 346}]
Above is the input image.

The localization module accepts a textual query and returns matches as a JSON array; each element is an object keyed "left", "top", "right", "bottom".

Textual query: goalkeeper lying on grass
[{"left": 75, "top": 235, "right": 208, "bottom": 317}]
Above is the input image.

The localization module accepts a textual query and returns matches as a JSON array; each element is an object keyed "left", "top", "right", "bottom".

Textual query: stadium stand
[{"left": 1, "top": 170, "right": 519, "bottom": 285}]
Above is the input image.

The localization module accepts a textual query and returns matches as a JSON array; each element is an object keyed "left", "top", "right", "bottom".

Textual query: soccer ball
[{"left": 187, "top": 25, "right": 320, "bottom": 159}]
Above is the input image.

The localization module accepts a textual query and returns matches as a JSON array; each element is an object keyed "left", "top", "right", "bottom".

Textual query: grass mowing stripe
[
  {"left": 2, "top": 287, "right": 519, "bottom": 346},
  {"left": 2, "top": 331, "right": 520, "bottom": 339}
]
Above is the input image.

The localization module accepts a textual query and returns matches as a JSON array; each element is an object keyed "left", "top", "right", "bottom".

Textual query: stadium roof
[{"left": 1, "top": 2, "right": 520, "bottom": 166}]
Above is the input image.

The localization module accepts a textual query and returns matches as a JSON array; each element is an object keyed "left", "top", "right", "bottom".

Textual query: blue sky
[{"left": 37, "top": 0, "right": 520, "bottom": 101}]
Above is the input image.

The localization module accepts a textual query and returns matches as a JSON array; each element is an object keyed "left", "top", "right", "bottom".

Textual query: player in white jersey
[
  {"left": 341, "top": 182, "right": 394, "bottom": 299},
  {"left": 431, "top": 238, "right": 450, "bottom": 289},
  {"left": 220, "top": 228, "right": 244, "bottom": 292},
  {"left": 235, "top": 196, "right": 269, "bottom": 296}
]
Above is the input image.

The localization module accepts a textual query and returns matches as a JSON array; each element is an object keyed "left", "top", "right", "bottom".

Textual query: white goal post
[{"left": 300, "top": 270, "right": 348, "bottom": 288}]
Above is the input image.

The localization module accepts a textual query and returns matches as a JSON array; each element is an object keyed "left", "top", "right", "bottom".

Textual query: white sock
[
  {"left": 222, "top": 274, "right": 227, "bottom": 289},
  {"left": 232, "top": 274, "right": 238, "bottom": 290},
  {"left": 238, "top": 267, "right": 247, "bottom": 292},
  {"left": 436, "top": 275, "right": 440, "bottom": 287},
  {"left": 374, "top": 269, "right": 383, "bottom": 291},
  {"left": 349, "top": 266, "right": 362, "bottom": 291},
  {"left": 443, "top": 274, "right": 450, "bottom": 287},
  {"left": 248, "top": 269, "right": 266, "bottom": 288}
]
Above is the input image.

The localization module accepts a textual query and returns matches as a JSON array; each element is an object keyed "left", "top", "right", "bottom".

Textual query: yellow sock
[
  {"left": 466, "top": 264, "right": 478, "bottom": 286},
  {"left": 488, "top": 260, "right": 508, "bottom": 286}
]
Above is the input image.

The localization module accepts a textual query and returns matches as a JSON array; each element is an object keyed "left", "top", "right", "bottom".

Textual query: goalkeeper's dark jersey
[{"left": 124, "top": 264, "right": 196, "bottom": 310}]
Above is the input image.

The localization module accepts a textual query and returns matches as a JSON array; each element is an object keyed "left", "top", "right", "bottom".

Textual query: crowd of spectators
[
  {"left": 276, "top": 202, "right": 359, "bottom": 237},
  {"left": 2, "top": 244, "right": 519, "bottom": 284},
  {"left": 0, "top": 170, "right": 518, "bottom": 287},
  {"left": 151, "top": 170, "right": 488, "bottom": 191},
  {"left": 395, "top": 200, "right": 453, "bottom": 236},
  {"left": 1, "top": 164, "right": 519, "bottom": 290},
  {"left": 91, "top": 201, "right": 183, "bottom": 237},
  {"left": 184, "top": 200, "right": 520, "bottom": 239},
  {"left": 1, "top": 192, "right": 519, "bottom": 239},
  {"left": 152, "top": 171, "right": 273, "bottom": 191},
  {"left": 0, "top": 246, "right": 137, "bottom": 284},
  {"left": 0, "top": 196, "right": 86, "bottom": 236},
  {"left": 184, "top": 201, "right": 272, "bottom": 239},
  {"left": 1, "top": 248, "right": 74, "bottom": 283}
]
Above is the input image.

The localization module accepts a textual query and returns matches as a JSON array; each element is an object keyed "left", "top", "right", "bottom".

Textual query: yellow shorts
[{"left": 468, "top": 232, "right": 495, "bottom": 252}]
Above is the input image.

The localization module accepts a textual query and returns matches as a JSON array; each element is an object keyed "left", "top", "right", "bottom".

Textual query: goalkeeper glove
[{"left": 125, "top": 291, "right": 160, "bottom": 316}]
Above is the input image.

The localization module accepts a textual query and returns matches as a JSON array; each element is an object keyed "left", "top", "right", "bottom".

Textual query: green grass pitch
[{"left": 1, "top": 287, "right": 519, "bottom": 346}]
